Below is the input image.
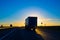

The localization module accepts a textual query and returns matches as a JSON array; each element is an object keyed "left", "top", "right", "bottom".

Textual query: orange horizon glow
[
  {"left": 0, "top": 18, "right": 60, "bottom": 27},
  {"left": 0, "top": 12, "right": 60, "bottom": 27},
  {"left": 0, "top": 1, "right": 60, "bottom": 27}
]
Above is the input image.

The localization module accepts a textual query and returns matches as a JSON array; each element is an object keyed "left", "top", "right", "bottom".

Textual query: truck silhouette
[{"left": 25, "top": 17, "right": 37, "bottom": 31}]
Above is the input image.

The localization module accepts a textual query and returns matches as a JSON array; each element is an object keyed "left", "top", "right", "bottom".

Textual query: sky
[{"left": 0, "top": 0, "right": 60, "bottom": 26}]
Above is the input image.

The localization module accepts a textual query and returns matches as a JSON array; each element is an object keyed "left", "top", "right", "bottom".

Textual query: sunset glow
[{"left": 0, "top": 0, "right": 60, "bottom": 27}]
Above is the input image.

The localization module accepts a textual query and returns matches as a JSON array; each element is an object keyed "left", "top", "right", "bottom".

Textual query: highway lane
[
  {"left": 0, "top": 28, "right": 14, "bottom": 38},
  {"left": 0, "top": 27, "right": 60, "bottom": 40},
  {"left": 0, "top": 28, "right": 44, "bottom": 40},
  {"left": 0, "top": 28, "right": 17, "bottom": 40}
]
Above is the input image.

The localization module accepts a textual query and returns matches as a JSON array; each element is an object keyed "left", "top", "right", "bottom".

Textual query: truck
[{"left": 25, "top": 17, "right": 37, "bottom": 31}]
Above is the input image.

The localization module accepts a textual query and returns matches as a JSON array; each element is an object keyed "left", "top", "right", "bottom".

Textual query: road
[
  {"left": 0, "top": 28, "right": 43, "bottom": 40},
  {"left": 0, "top": 27, "right": 60, "bottom": 40}
]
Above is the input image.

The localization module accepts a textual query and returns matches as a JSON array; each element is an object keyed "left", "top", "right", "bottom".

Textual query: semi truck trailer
[{"left": 25, "top": 17, "right": 37, "bottom": 31}]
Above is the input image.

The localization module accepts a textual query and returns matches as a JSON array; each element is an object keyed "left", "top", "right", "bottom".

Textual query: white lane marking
[{"left": 0, "top": 29, "right": 16, "bottom": 40}]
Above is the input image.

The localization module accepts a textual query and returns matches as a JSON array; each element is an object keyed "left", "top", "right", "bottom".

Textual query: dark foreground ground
[
  {"left": 0, "top": 26, "right": 60, "bottom": 40},
  {"left": 37, "top": 26, "right": 60, "bottom": 40}
]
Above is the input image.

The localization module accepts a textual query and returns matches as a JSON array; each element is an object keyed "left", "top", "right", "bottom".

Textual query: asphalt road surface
[
  {"left": 0, "top": 28, "right": 44, "bottom": 40},
  {"left": 0, "top": 27, "right": 60, "bottom": 40}
]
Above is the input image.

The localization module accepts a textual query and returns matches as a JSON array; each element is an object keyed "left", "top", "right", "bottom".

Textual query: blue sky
[{"left": 0, "top": 0, "right": 60, "bottom": 26}]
